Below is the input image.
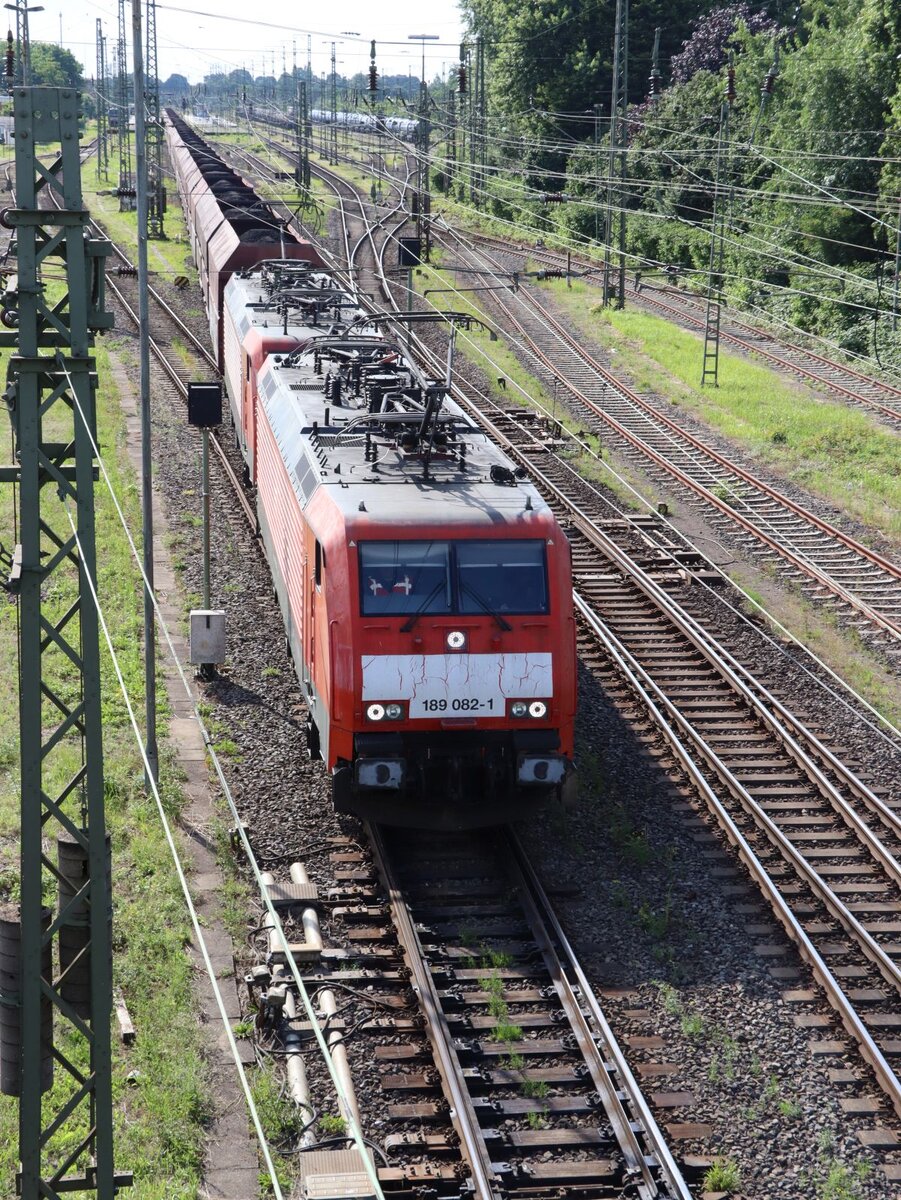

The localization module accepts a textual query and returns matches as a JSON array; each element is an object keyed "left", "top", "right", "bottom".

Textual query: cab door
[{"left": 242, "top": 352, "right": 255, "bottom": 479}]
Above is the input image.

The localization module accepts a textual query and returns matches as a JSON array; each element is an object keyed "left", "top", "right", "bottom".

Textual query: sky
[{"left": 26, "top": 1, "right": 467, "bottom": 85}]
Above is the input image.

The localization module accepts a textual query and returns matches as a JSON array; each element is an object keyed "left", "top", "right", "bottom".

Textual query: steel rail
[
  {"left": 445, "top": 227, "right": 901, "bottom": 586},
  {"left": 312, "top": 151, "right": 694, "bottom": 1200},
  {"left": 102, "top": 272, "right": 256, "bottom": 530},
  {"left": 50, "top": 160, "right": 252, "bottom": 529},
  {"left": 643, "top": 287, "right": 901, "bottom": 423},
  {"left": 574, "top": 591, "right": 901, "bottom": 1122},
  {"left": 461, "top": 230, "right": 901, "bottom": 425},
  {"left": 217, "top": 133, "right": 901, "bottom": 1182},
  {"left": 366, "top": 822, "right": 502, "bottom": 1200},
  {"left": 362, "top": 213, "right": 901, "bottom": 1116},
  {"left": 505, "top": 831, "right": 694, "bottom": 1200},
  {"left": 432, "top": 230, "right": 901, "bottom": 642}
]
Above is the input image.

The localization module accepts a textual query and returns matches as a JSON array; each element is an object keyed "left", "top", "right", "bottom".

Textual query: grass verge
[
  {"left": 542, "top": 280, "right": 901, "bottom": 543},
  {"left": 0, "top": 334, "right": 210, "bottom": 1197}
]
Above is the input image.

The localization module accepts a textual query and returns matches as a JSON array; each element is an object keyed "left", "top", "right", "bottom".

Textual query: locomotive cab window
[
  {"left": 315, "top": 540, "right": 325, "bottom": 589},
  {"left": 359, "top": 540, "right": 548, "bottom": 616},
  {"left": 457, "top": 540, "right": 548, "bottom": 615},
  {"left": 360, "top": 541, "right": 451, "bottom": 615}
]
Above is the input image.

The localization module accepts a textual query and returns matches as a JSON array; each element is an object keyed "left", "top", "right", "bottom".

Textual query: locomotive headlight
[
  {"left": 384, "top": 702, "right": 403, "bottom": 720},
  {"left": 366, "top": 703, "right": 386, "bottom": 721},
  {"left": 510, "top": 701, "right": 528, "bottom": 718},
  {"left": 528, "top": 700, "right": 548, "bottom": 719},
  {"left": 446, "top": 630, "right": 468, "bottom": 651}
]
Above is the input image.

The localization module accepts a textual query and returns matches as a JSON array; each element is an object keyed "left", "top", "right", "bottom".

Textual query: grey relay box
[{"left": 189, "top": 610, "right": 226, "bottom": 664}]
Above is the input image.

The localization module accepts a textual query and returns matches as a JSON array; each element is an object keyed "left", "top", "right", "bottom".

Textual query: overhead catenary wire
[
  {"left": 59, "top": 497, "right": 288, "bottom": 1200},
  {"left": 362, "top": 215, "right": 901, "bottom": 747},
  {"left": 194, "top": 113, "right": 901, "bottom": 742}
]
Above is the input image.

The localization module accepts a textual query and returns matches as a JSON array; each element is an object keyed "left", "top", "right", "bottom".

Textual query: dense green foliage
[
  {"left": 455, "top": 0, "right": 901, "bottom": 360},
  {"left": 27, "top": 42, "right": 83, "bottom": 89}
]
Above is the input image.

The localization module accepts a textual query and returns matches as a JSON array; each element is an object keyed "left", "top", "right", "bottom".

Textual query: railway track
[
  {"left": 204, "top": 134, "right": 700, "bottom": 1195},
  {"left": 196, "top": 124, "right": 901, "bottom": 1187},
  {"left": 459, "top": 230, "right": 901, "bottom": 429},
  {"left": 243, "top": 134, "right": 901, "bottom": 656},
  {"left": 350, "top": 171, "right": 901, "bottom": 1154},
  {"left": 429, "top": 228, "right": 901, "bottom": 658},
  {"left": 62, "top": 200, "right": 255, "bottom": 528},
  {"left": 368, "top": 823, "right": 690, "bottom": 1197}
]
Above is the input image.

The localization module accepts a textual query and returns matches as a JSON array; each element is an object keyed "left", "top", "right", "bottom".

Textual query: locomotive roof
[
  {"left": 225, "top": 261, "right": 369, "bottom": 342},
  {"left": 257, "top": 347, "right": 552, "bottom": 529}
]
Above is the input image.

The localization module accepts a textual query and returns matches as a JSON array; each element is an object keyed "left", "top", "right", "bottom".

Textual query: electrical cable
[
  {"left": 367, "top": 220, "right": 901, "bottom": 746},
  {"left": 56, "top": 354, "right": 387, "bottom": 1199}
]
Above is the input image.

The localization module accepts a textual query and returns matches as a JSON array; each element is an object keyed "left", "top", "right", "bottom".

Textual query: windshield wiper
[
  {"left": 400, "top": 581, "right": 445, "bottom": 632},
  {"left": 461, "top": 581, "right": 512, "bottom": 631}
]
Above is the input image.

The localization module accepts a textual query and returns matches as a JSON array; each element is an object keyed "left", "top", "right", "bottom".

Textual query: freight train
[{"left": 165, "top": 110, "right": 577, "bottom": 827}]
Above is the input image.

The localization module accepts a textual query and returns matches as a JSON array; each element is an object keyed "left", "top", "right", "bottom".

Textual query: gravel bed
[
  {"left": 116, "top": 179, "right": 901, "bottom": 1197},
  {"left": 519, "top": 660, "right": 893, "bottom": 1198}
]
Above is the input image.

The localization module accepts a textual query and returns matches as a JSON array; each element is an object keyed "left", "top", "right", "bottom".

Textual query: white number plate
[{"left": 361, "top": 652, "right": 552, "bottom": 720}]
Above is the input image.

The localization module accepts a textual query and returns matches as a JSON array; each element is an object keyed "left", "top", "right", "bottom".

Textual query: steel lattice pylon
[
  {"left": 116, "top": 0, "right": 134, "bottom": 212},
  {"left": 145, "top": 0, "right": 165, "bottom": 237},
  {"left": 95, "top": 19, "right": 109, "bottom": 180},
  {"left": 0, "top": 86, "right": 128, "bottom": 1200}
]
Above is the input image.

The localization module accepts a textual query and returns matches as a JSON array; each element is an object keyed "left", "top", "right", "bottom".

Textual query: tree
[{"left": 27, "top": 42, "right": 83, "bottom": 89}]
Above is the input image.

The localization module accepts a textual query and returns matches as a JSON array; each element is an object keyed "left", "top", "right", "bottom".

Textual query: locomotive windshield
[{"left": 359, "top": 540, "right": 548, "bottom": 616}]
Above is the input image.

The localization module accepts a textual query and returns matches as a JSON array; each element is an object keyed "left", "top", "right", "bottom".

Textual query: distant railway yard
[{"left": 2, "top": 99, "right": 901, "bottom": 1200}]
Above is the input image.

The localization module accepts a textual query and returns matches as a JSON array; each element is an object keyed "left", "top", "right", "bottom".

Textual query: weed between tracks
[
  {"left": 654, "top": 982, "right": 880, "bottom": 1198},
  {"left": 801, "top": 1129, "right": 873, "bottom": 1199},
  {"left": 543, "top": 280, "right": 901, "bottom": 544}
]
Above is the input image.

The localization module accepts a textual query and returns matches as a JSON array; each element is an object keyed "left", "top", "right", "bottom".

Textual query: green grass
[
  {"left": 703, "top": 1157, "right": 742, "bottom": 1193},
  {"left": 83, "top": 139, "right": 196, "bottom": 280},
  {"left": 318, "top": 1113, "right": 347, "bottom": 1136},
  {"left": 544, "top": 282, "right": 901, "bottom": 542},
  {"left": 0, "top": 337, "right": 209, "bottom": 1195}
]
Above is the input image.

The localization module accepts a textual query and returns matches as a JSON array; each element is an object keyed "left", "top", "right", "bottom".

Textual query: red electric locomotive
[
  {"left": 169, "top": 118, "right": 577, "bottom": 827},
  {"left": 250, "top": 330, "right": 577, "bottom": 827}
]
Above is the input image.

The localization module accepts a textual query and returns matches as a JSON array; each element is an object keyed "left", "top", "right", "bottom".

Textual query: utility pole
[
  {"left": 116, "top": 0, "right": 135, "bottom": 211},
  {"left": 701, "top": 61, "right": 736, "bottom": 387},
  {"left": 476, "top": 37, "right": 486, "bottom": 205},
  {"left": 447, "top": 85, "right": 456, "bottom": 188},
  {"left": 329, "top": 42, "right": 337, "bottom": 165},
  {"left": 648, "top": 27, "right": 662, "bottom": 103},
  {"left": 418, "top": 73, "right": 431, "bottom": 258},
  {"left": 409, "top": 34, "right": 438, "bottom": 257},
  {"left": 6, "top": 0, "right": 39, "bottom": 87},
  {"left": 0, "top": 84, "right": 126, "bottom": 1199},
  {"left": 603, "top": 0, "right": 628, "bottom": 308},
  {"left": 593, "top": 102, "right": 602, "bottom": 246},
  {"left": 145, "top": 0, "right": 165, "bottom": 237},
  {"left": 132, "top": 0, "right": 158, "bottom": 783},
  {"left": 893, "top": 195, "right": 901, "bottom": 333},
  {"left": 95, "top": 19, "right": 109, "bottom": 179}
]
